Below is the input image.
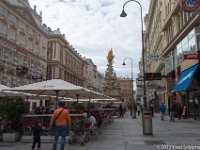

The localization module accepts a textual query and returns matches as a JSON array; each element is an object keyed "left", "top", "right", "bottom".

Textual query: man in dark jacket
[{"left": 170, "top": 102, "right": 176, "bottom": 122}]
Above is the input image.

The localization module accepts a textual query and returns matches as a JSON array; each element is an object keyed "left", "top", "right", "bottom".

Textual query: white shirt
[{"left": 89, "top": 115, "right": 96, "bottom": 127}]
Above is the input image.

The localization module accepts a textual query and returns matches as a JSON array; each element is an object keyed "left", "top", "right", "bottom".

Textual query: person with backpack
[{"left": 50, "top": 101, "right": 71, "bottom": 150}]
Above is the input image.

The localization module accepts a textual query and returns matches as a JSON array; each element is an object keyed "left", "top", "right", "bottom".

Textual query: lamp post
[
  {"left": 122, "top": 57, "right": 134, "bottom": 96},
  {"left": 120, "top": 0, "right": 147, "bottom": 110},
  {"left": 122, "top": 57, "right": 135, "bottom": 118},
  {"left": 122, "top": 57, "right": 133, "bottom": 80}
]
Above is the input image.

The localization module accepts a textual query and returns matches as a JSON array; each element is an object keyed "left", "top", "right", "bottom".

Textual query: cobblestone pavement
[{"left": 0, "top": 112, "right": 200, "bottom": 150}]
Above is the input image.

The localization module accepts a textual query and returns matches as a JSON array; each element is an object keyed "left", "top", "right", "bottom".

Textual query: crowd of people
[{"left": 159, "top": 101, "right": 188, "bottom": 121}]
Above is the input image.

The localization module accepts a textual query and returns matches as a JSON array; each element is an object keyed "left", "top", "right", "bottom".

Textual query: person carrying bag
[{"left": 50, "top": 102, "right": 71, "bottom": 150}]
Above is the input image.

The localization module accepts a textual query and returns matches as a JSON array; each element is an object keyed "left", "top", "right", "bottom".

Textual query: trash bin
[{"left": 142, "top": 110, "right": 153, "bottom": 135}]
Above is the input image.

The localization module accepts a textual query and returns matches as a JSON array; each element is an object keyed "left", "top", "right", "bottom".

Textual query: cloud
[{"left": 29, "top": 0, "right": 150, "bottom": 79}]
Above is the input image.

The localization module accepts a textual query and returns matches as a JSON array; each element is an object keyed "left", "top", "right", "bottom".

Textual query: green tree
[{"left": 0, "top": 97, "right": 26, "bottom": 131}]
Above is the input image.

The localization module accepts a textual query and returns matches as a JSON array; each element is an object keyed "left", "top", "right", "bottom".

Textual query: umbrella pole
[
  {"left": 88, "top": 97, "right": 91, "bottom": 116},
  {"left": 55, "top": 90, "right": 60, "bottom": 108},
  {"left": 76, "top": 94, "right": 79, "bottom": 113},
  {"left": 26, "top": 96, "right": 29, "bottom": 113}
]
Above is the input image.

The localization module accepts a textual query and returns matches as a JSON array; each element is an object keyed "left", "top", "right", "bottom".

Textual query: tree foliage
[{"left": 0, "top": 97, "right": 26, "bottom": 122}]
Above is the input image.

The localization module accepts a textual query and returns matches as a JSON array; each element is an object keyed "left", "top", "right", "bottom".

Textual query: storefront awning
[{"left": 173, "top": 64, "right": 198, "bottom": 92}]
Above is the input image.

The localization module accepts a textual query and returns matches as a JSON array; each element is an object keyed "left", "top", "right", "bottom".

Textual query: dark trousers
[{"left": 32, "top": 136, "right": 41, "bottom": 149}]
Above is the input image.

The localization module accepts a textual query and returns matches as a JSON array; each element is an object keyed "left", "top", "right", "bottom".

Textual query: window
[
  {"left": 0, "top": 6, "right": 7, "bottom": 18},
  {"left": 28, "top": 27, "right": 33, "bottom": 37},
  {"left": 9, "top": 14, "right": 16, "bottom": 24},
  {"left": 28, "top": 40, "right": 33, "bottom": 50},
  {"left": 7, "top": 50, "right": 14, "bottom": 64},
  {"left": 0, "top": 46, "right": 4, "bottom": 60},
  {"left": 19, "top": 34, "right": 26, "bottom": 45},
  {"left": 0, "top": 21, "right": 7, "bottom": 35},
  {"left": 19, "top": 21, "right": 25, "bottom": 31},
  {"left": 34, "top": 44, "right": 39, "bottom": 53},
  {"left": 8, "top": 28, "right": 16, "bottom": 41}
]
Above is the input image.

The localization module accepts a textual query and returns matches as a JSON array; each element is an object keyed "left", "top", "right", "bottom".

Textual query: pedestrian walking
[
  {"left": 128, "top": 100, "right": 133, "bottom": 117},
  {"left": 119, "top": 104, "right": 124, "bottom": 118},
  {"left": 32, "top": 121, "right": 43, "bottom": 150},
  {"left": 150, "top": 103, "right": 154, "bottom": 117},
  {"left": 137, "top": 104, "right": 141, "bottom": 116},
  {"left": 133, "top": 102, "right": 137, "bottom": 118},
  {"left": 176, "top": 103, "right": 182, "bottom": 120},
  {"left": 170, "top": 101, "right": 176, "bottom": 122},
  {"left": 50, "top": 101, "right": 71, "bottom": 150},
  {"left": 181, "top": 105, "right": 187, "bottom": 119},
  {"left": 159, "top": 102, "right": 166, "bottom": 120}
]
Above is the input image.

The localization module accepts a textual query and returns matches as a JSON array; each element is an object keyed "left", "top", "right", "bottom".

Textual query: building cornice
[
  {"left": 2, "top": 0, "right": 48, "bottom": 38},
  {"left": 161, "top": 1, "right": 180, "bottom": 31}
]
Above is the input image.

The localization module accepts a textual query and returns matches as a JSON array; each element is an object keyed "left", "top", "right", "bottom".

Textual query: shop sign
[
  {"left": 183, "top": 54, "right": 200, "bottom": 59},
  {"left": 32, "top": 75, "right": 43, "bottom": 80},
  {"left": 181, "top": 0, "right": 200, "bottom": 12}
]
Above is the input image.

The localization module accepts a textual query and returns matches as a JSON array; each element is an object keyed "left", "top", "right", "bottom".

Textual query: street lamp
[
  {"left": 122, "top": 57, "right": 135, "bottom": 118},
  {"left": 120, "top": 0, "right": 147, "bottom": 109},
  {"left": 122, "top": 57, "right": 133, "bottom": 80}
]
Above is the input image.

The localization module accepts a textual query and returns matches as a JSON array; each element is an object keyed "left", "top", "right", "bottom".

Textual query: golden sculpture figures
[{"left": 107, "top": 48, "right": 114, "bottom": 61}]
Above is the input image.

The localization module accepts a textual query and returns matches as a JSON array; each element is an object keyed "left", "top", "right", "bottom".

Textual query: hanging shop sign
[{"left": 181, "top": 0, "right": 200, "bottom": 12}]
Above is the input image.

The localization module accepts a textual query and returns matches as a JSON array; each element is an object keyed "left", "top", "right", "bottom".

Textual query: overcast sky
[{"left": 29, "top": 0, "right": 150, "bottom": 79}]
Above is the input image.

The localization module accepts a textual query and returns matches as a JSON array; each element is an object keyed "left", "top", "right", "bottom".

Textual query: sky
[{"left": 29, "top": 0, "right": 150, "bottom": 79}]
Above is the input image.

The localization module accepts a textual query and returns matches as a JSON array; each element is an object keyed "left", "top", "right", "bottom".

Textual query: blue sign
[
  {"left": 32, "top": 76, "right": 43, "bottom": 80},
  {"left": 173, "top": 64, "right": 198, "bottom": 92}
]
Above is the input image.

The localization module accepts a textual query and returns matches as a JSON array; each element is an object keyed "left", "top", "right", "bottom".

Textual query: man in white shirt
[{"left": 89, "top": 114, "right": 96, "bottom": 128}]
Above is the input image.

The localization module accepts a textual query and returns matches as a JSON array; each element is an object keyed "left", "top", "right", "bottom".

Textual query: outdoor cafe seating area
[
  {"left": 0, "top": 79, "right": 120, "bottom": 144},
  {"left": 20, "top": 106, "right": 118, "bottom": 145}
]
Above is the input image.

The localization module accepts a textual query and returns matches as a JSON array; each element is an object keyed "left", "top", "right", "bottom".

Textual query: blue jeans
[{"left": 53, "top": 126, "right": 68, "bottom": 150}]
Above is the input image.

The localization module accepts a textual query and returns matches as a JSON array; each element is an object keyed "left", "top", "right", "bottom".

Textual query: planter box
[{"left": 3, "top": 132, "right": 21, "bottom": 142}]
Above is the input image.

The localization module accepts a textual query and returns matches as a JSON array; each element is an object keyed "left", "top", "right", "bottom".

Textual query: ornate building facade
[
  {"left": 47, "top": 28, "right": 84, "bottom": 86},
  {"left": 0, "top": 0, "right": 104, "bottom": 91},
  {"left": 0, "top": 0, "right": 47, "bottom": 87}
]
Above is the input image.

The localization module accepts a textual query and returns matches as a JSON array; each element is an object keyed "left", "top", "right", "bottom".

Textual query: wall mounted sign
[{"left": 181, "top": 0, "right": 200, "bottom": 12}]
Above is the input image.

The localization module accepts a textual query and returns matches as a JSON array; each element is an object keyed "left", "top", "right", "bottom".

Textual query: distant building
[
  {"left": 116, "top": 77, "right": 134, "bottom": 106},
  {"left": 83, "top": 58, "right": 104, "bottom": 93}
]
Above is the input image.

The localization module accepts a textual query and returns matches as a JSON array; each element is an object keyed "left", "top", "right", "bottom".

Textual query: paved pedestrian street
[{"left": 0, "top": 112, "right": 200, "bottom": 150}]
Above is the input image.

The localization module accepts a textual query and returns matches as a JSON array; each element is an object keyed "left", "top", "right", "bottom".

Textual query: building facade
[
  {"left": 0, "top": 0, "right": 48, "bottom": 87},
  {"left": 83, "top": 58, "right": 104, "bottom": 93},
  {"left": 116, "top": 77, "right": 133, "bottom": 107},
  {"left": 142, "top": 0, "right": 200, "bottom": 118},
  {"left": 47, "top": 28, "right": 84, "bottom": 86}
]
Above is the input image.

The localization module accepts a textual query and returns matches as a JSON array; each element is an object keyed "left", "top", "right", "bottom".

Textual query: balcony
[{"left": 16, "top": 65, "right": 28, "bottom": 76}]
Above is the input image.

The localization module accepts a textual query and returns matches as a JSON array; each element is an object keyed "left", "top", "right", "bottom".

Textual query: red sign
[
  {"left": 181, "top": 0, "right": 200, "bottom": 12},
  {"left": 183, "top": 54, "right": 200, "bottom": 59}
]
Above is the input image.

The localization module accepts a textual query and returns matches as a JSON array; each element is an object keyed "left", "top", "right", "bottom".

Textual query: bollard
[{"left": 142, "top": 110, "right": 153, "bottom": 135}]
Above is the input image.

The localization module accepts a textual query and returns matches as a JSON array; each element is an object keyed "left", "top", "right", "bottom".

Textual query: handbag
[{"left": 52, "top": 108, "right": 64, "bottom": 129}]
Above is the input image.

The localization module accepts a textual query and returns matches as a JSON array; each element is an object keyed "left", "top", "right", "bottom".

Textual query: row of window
[
  {"left": 0, "top": 5, "right": 47, "bottom": 59},
  {"left": 48, "top": 42, "right": 82, "bottom": 74},
  {"left": 0, "top": 45, "right": 46, "bottom": 71}
]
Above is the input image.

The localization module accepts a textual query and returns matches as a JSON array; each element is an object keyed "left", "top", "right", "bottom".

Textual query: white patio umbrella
[
  {"left": 0, "top": 84, "right": 9, "bottom": 97},
  {"left": 0, "top": 84, "right": 32, "bottom": 97},
  {"left": 5, "top": 79, "right": 107, "bottom": 107}
]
